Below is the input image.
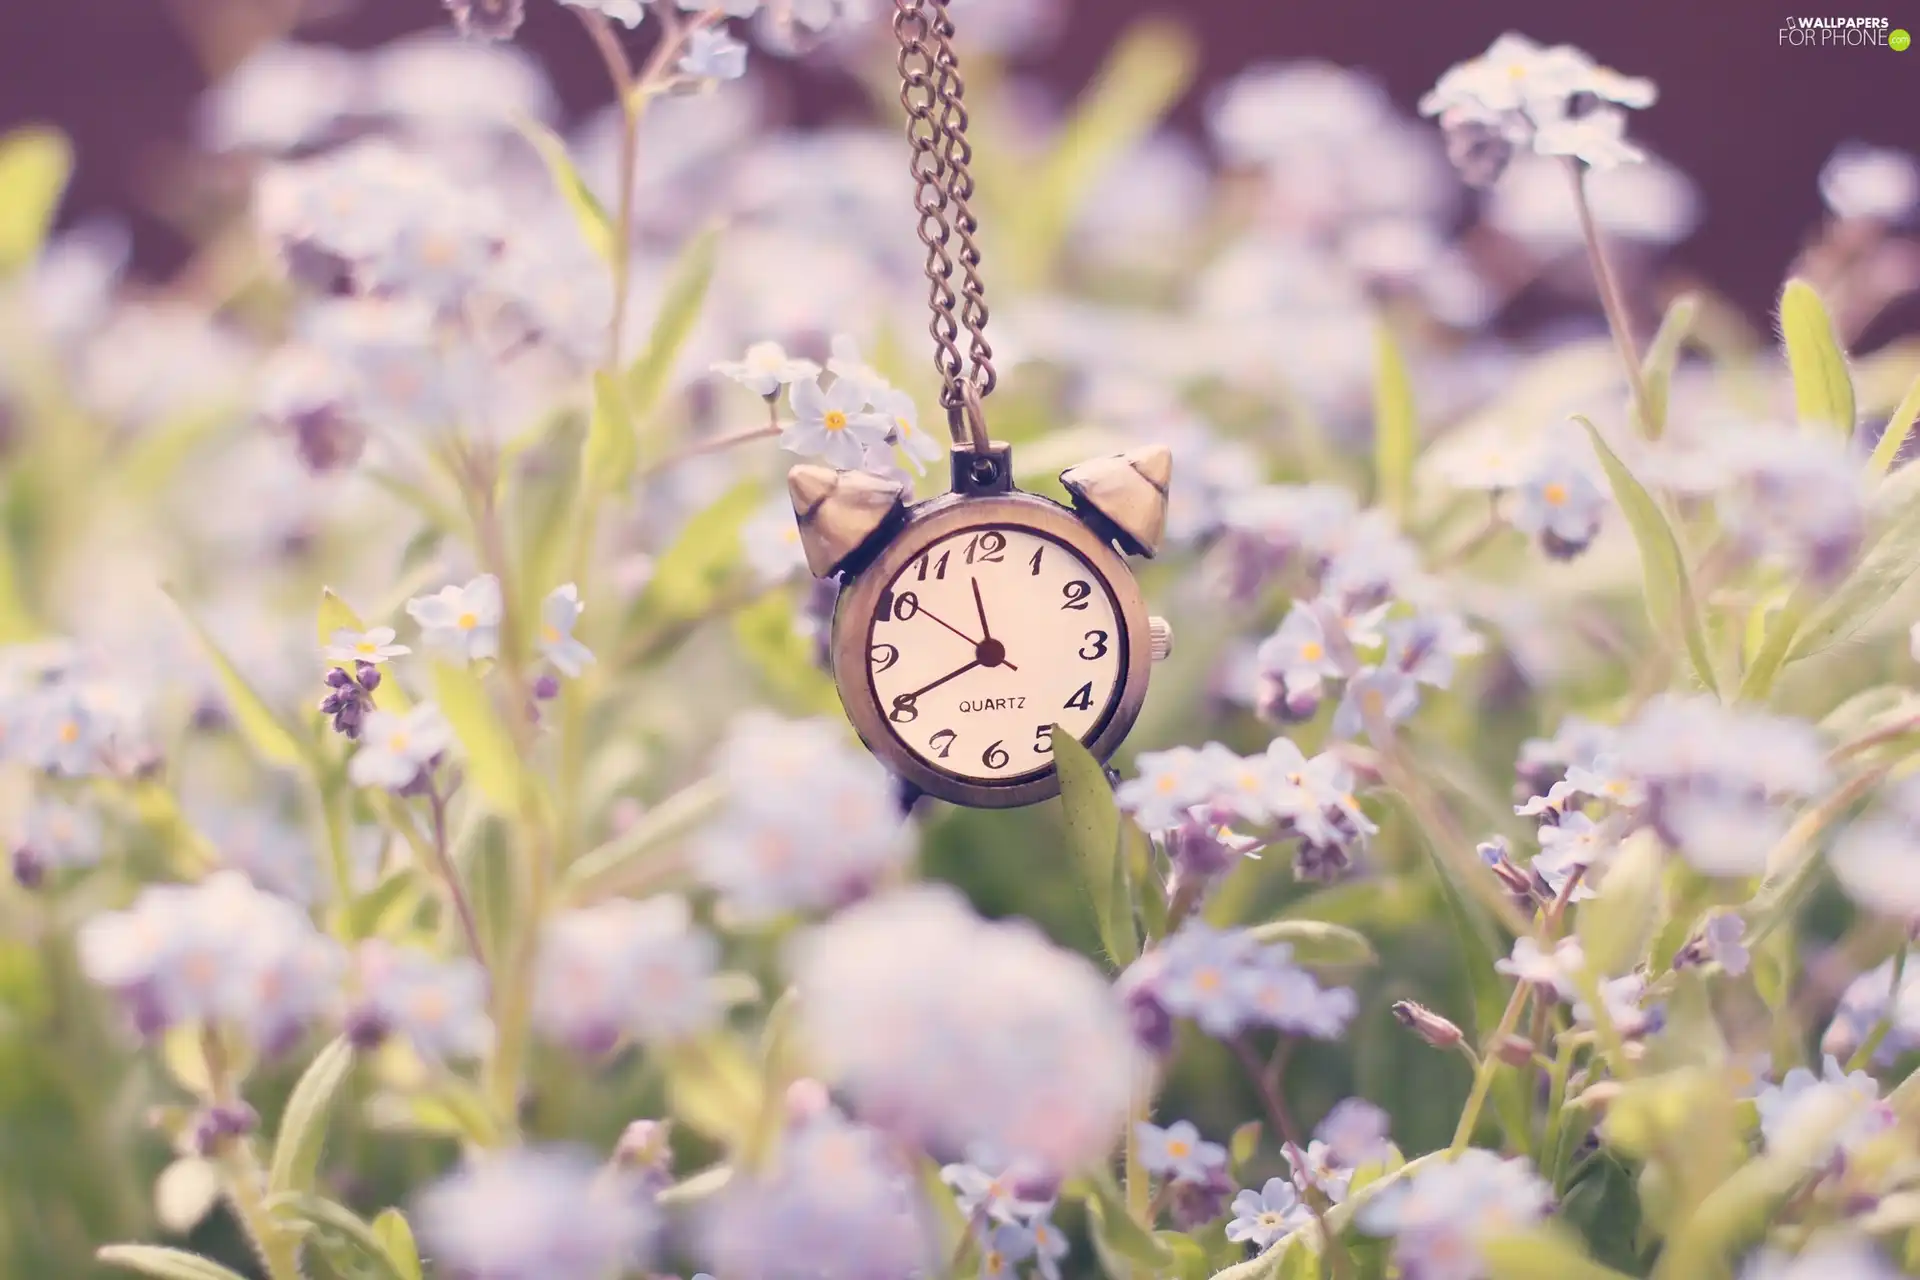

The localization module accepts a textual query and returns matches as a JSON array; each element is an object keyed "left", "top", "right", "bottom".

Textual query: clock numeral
[
  {"left": 892, "top": 591, "right": 920, "bottom": 622},
  {"left": 928, "top": 728, "right": 956, "bottom": 759},
  {"left": 1028, "top": 546, "right": 1044, "bottom": 575},
  {"left": 1079, "top": 630, "right": 1110, "bottom": 660},
  {"left": 1062, "top": 580, "right": 1092, "bottom": 610},
  {"left": 981, "top": 740, "right": 1010, "bottom": 769},
  {"left": 965, "top": 531, "right": 1007, "bottom": 564},
  {"left": 889, "top": 694, "right": 919, "bottom": 723},
  {"left": 916, "top": 549, "right": 951, "bottom": 581},
  {"left": 1032, "top": 724, "right": 1055, "bottom": 754},
  {"left": 1064, "top": 682, "right": 1094, "bottom": 711},
  {"left": 870, "top": 643, "right": 899, "bottom": 673}
]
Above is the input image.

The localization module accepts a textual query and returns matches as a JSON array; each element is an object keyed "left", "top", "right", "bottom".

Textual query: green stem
[
  {"left": 1450, "top": 981, "right": 1532, "bottom": 1154},
  {"left": 1232, "top": 1038, "right": 1353, "bottom": 1280},
  {"left": 1123, "top": 1073, "right": 1151, "bottom": 1280},
  {"left": 1565, "top": 158, "right": 1655, "bottom": 436},
  {"left": 1847, "top": 945, "right": 1910, "bottom": 1073},
  {"left": 1746, "top": 764, "right": 1891, "bottom": 945},
  {"left": 200, "top": 1031, "right": 302, "bottom": 1280},
  {"left": 427, "top": 777, "right": 488, "bottom": 970}
]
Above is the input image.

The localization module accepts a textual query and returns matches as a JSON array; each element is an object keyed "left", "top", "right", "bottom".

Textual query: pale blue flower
[
  {"left": 1754, "top": 1055, "right": 1891, "bottom": 1157},
  {"left": 1511, "top": 450, "right": 1604, "bottom": 558},
  {"left": 1572, "top": 973, "right": 1655, "bottom": 1038},
  {"left": 1496, "top": 936, "right": 1582, "bottom": 997},
  {"left": 490, "top": 235, "right": 613, "bottom": 367},
  {"left": 1826, "top": 955, "right": 1920, "bottom": 1065},
  {"left": 1157, "top": 924, "right": 1254, "bottom": 1037},
  {"left": 1236, "top": 959, "right": 1355, "bottom": 1039},
  {"left": 1331, "top": 665, "right": 1421, "bottom": 740},
  {"left": 322, "top": 626, "right": 410, "bottom": 666},
  {"left": 1285, "top": 1139, "right": 1352, "bottom": 1203},
  {"left": 1254, "top": 603, "right": 1346, "bottom": 698},
  {"left": 306, "top": 298, "right": 467, "bottom": 435},
  {"left": 1315, "top": 1098, "right": 1393, "bottom": 1168},
  {"left": 740, "top": 497, "right": 810, "bottom": 584},
  {"left": 533, "top": 896, "right": 719, "bottom": 1053},
  {"left": 17, "top": 798, "right": 103, "bottom": 875},
  {"left": 1357, "top": 1149, "right": 1551, "bottom": 1280},
  {"left": 1559, "top": 752, "right": 1644, "bottom": 808},
  {"left": 979, "top": 1221, "right": 1034, "bottom": 1280},
  {"left": 1028, "top": 1210, "right": 1069, "bottom": 1280},
  {"left": 356, "top": 196, "right": 503, "bottom": 309},
  {"left": 349, "top": 704, "right": 453, "bottom": 791},
  {"left": 555, "top": 0, "right": 647, "bottom": 27},
  {"left": 20, "top": 686, "right": 106, "bottom": 777},
  {"left": 679, "top": 27, "right": 747, "bottom": 80},
  {"left": 1534, "top": 107, "right": 1646, "bottom": 169},
  {"left": 197, "top": 38, "right": 358, "bottom": 153},
  {"left": 1531, "top": 811, "right": 1611, "bottom": 900},
  {"left": 1225, "top": 1176, "right": 1310, "bottom": 1249},
  {"left": 1137, "top": 1120, "right": 1226, "bottom": 1184},
  {"left": 825, "top": 333, "right": 890, "bottom": 398},
  {"left": 415, "top": 1147, "right": 658, "bottom": 1280},
  {"left": 941, "top": 1157, "right": 1053, "bottom": 1226},
  {"left": 712, "top": 340, "right": 820, "bottom": 398},
  {"left": 407, "top": 574, "right": 503, "bottom": 663},
  {"left": 783, "top": 373, "right": 889, "bottom": 469},
  {"left": 1116, "top": 745, "right": 1218, "bottom": 832},
  {"left": 195, "top": 802, "right": 326, "bottom": 905},
  {"left": 1743, "top": 1236, "right": 1905, "bottom": 1280},
  {"left": 350, "top": 941, "right": 492, "bottom": 1062},
  {"left": 1699, "top": 911, "right": 1749, "bottom": 977},
  {"left": 538, "top": 584, "right": 595, "bottom": 678},
  {"left": 871, "top": 385, "right": 943, "bottom": 475},
  {"left": 1384, "top": 611, "right": 1484, "bottom": 689}
]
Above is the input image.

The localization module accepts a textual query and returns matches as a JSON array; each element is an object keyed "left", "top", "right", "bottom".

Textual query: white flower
[
  {"left": 538, "top": 584, "right": 595, "bottom": 678},
  {"left": 711, "top": 340, "right": 821, "bottom": 398},
  {"left": 556, "top": 0, "right": 647, "bottom": 27},
  {"left": 1419, "top": 33, "right": 1655, "bottom": 124},
  {"left": 1819, "top": 143, "right": 1919, "bottom": 224},
  {"left": 679, "top": 0, "right": 760, "bottom": 13},
  {"left": 781, "top": 375, "right": 888, "bottom": 469},
  {"left": 869, "top": 386, "right": 943, "bottom": 475},
  {"left": 826, "top": 334, "right": 890, "bottom": 399},
  {"left": 1534, "top": 107, "right": 1645, "bottom": 170},
  {"left": 350, "top": 704, "right": 454, "bottom": 790},
  {"left": 679, "top": 27, "right": 747, "bottom": 81},
  {"left": 322, "top": 626, "right": 411, "bottom": 666},
  {"left": 1495, "top": 936, "right": 1584, "bottom": 997},
  {"left": 406, "top": 575, "right": 503, "bottom": 663}
]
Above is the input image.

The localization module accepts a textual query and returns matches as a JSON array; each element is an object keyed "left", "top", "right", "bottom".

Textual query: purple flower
[
  {"left": 1511, "top": 450, "right": 1604, "bottom": 559},
  {"left": 1137, "top": 1120, "right": 1227, "bottom": 1184},
  {"left": 1225, "top": 1176, "right": 1311, "bottom": 1250},
  {"left": 1315, "top": 1098, "right": 1394, "bottom": 1168},
  {"left": 1357, "top": 1149, "right": 1551, "bottom": 1280},
  {"left": 1331, "top": 666, "right": 1421, "bottom": 741},
  {"left": 414, "top": 1146, "right": 657, "bottom": 1280}
]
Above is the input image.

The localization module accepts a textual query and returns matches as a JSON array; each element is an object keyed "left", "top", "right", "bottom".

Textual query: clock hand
[
  {"left": 971, "top": 578, "right": 992, "bottom": 640},
  {"left": 914, "top": 604, "right": 980, "bottom": 648},
  {"left": 908, "top": 599, "right": 1019, "bottom": 672},
  {"left": 893, "top": 660, "right": 983, "bottom": 711}
]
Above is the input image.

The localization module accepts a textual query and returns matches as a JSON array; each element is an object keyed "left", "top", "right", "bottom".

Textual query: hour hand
[{"left": 904, "top": 660, "right": 982, "bottom": 702}]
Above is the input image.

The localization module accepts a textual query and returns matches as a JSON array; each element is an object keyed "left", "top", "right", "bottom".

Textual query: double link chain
[{"left": 893, "top": 0, "right": 995, "bottom": 440}]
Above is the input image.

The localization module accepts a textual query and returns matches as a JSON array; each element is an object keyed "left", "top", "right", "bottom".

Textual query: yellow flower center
[
  {"left": 1362, "top": 688, "right": 1386, "bottom": 714},
  {"left": 355, "top": 641, "right": 379, "bottom": 655},
  {"left": 1506, "top": 62, "right": 1529, "bottom": 79},
  {"left": 1195, "top": 967, "right": 1222, "bottom": 992},
  {"left": 1543, "top": 482, "right": 1569, "bottom": 507},
  {"left": 823, "top": 410, "right": 849, "bottom": 433},
  {"left": 387, "top": 732, "right": 411, "bottom": 753},
  {"left": 58, "top": 720, "right": 80, "bottom": 744},
  {"left": 896, "top": 416, "right": 913, "bottom": 435},
  {"left": 1167, "top": 1139, "right": 1191, "bottom": 1158},
  {"left": 1300, "top": 641, "right": 1324, "bottom": 662},
  {"left": 1156, "top": 774, "right": 1179, "bottom": 793},
  {"left": 457, "top": 612, "right": 479, "bottom": 630},
  {"left": 542, "top": 624, "right": 561, "bottom": 644},
  {"left": 411, "top": 988, "right": 448, "bottom": 1024},
  {"left": 1237, "top": 770, "right": 1260, "bottom": 792}
]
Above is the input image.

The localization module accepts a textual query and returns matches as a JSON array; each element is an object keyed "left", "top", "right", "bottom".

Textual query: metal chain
[{"left": 892, "top": 0, "right": 995, "bottom": 418}]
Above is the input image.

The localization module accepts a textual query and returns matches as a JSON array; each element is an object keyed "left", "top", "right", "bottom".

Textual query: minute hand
[{"left": 903, "top": 660, "right": 982, "bottom": 702}]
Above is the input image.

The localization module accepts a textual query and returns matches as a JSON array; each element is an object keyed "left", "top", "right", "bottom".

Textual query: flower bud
[
  {"left": 10, "top": 845, "right": 44, "bottom": 889},
  {"left": 1391, "top": 1000, "right": 1463, "bottom": 1049},
  {"left": 356, "top": 662, "right": 382, "bottom": 692},
  {"left": 613, "top": 1118, "right": 674, "bottom": 1176},
  {"left": 1494, "top": 1034, "right": 1535, "bottom": 1067},
  {"left": 325, "top": 667, "right": 354, "bottom": 689},
  {"left": 533, "top": 674, "right": 561, "bottom": 701}
]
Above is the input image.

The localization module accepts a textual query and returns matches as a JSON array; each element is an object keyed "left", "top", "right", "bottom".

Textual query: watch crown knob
[{"left": 1148, "top": 616, "right": 1174, "bottom": 663}]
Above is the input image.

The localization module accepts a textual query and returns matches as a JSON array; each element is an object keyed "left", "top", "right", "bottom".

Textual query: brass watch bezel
[{"left": 829, "top": 489, "right": 1152, "bottom": 809}]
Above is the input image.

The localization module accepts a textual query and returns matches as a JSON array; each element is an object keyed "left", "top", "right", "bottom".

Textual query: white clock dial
[{"left": 863, "top": 524, "right": 1127, "bottom": 784}]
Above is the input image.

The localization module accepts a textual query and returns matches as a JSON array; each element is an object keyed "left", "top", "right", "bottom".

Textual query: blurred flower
[
  {"left": 712, "top": 340, "right": 821, "bottom": 398},
  {"left": 323, "top": 627, "right": 410, "bottom": 666},
  {"left": 740, "top": 497, "right": 810, "bottom": 584},
  {"left": 698, "top": 1108, "right": 937, "bottom": 1278},
  {"left": 1535, "top": 107, "right": 1645, "bottom": 169},
  {"left": 1315, "top": 1098, "right": 1394, "bottom": 1168},
  {"left": 367, "top": 34, "right": 557, "bottom": 137},
  {"left": 1571, "top": 973, "right": 1656, "bottom": 1038},
  {"left": 1753, "top": 1056, "right": 1893, "bottom": 1165},
  {"left": 1824, "top": 952, "right": 1920, "bottom": 1065},
  {"left": 1357, "top": 1149, "right": 1551, "bottom": 1278},
  {"left": 78, "top": 871, "right": 346, "bottom": 1051},
  {"left": 870, "top": 386, "right": 942, "bottom": 475},
  {"left": 941, "top": 1154, "right": 1055, "bottom": 1227},
  {"left": 194, "top": 802, "right": 327, "bottom": 905},
  {"left": 196, "top": 41, "right": 361, "bottom": 153},
  {"left": 1138, "top": 1120, "right": 1226, "bottom": 1185},
  {"left": 1510, "top": 448, "right": 1605, "bottom": 559},
  {"left": 1743, "top": 1236, "right": 1906, "bottom": 1280},
  {"left": 414, "top": 1147, "right": 657, "bottom": 1280},
  {"left": 1384, "top": 612, "right": 1486, "bottom": 689},
  {"left": 445, "top": 0, "right": 527, "bottom": 40},
  {"left": 1829, "top": 779, "right": 1920, "bottom": 920},
  {"left": 1224, "top": 1176, "right": 1310, "bottom": 1249},
  {"left": 1285, "top": 1139, "right": 1353, "bottom": 1203},
  {"left": 1123, "top": 922, "right": 1355, "bottom": 1048},
  {"left": 1819, "top": 143, "right": 1919, "bottom": 224},
  {"left": 349, "top": 704, "right": 453, "bottom": 791},
  {"left": 538, "top": 584, "right": 595, "bottom": 678},
  {"left": 20, "top": 220, "right": 129, "bottom": 351},
  {"left": 533, "top": 896, "right": 719, "bottom": 1054},
  {"left": 347, "top": 942, "right": 492, "bottom": 1062},
  {"left": 559, "top": 0, "right": 647, "bottom": 25},
  {"left": 408, "top": 575, "right": 504, "bottom": 663},
  {"left": 681, "top": 27, "right": 748, "bottom": 80},
  {"left": 1330, "top": 666, "right": 1421, "bottom": 741},
  {"left": 691, "top": 713, "right": 913, "bottom": 920},
  {"left": 1719, "top": 428, "right": 1867, "bottom": 586},
  {"left": 11, "top": 798, "right": 103, "bottom": 886},
  {"left": 1496, "top": 936, "right": 1584, "bottom": 995},
  {"left": 787, "top": 883, "right": 1142, "bottom": 1173},
  {"left": 1487, "top": 153, "right": 1700, "bottom": 250},
  {"left": 75, "top": 303, "right": 253, "bottom": 432},
  {"left": 782, "top": 374, "right": 888, "bottom": 469}
]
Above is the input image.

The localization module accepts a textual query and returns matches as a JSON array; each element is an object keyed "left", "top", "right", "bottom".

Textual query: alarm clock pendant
[{"left": 785, "top": 0, "right": 1174, "bottom": 811}]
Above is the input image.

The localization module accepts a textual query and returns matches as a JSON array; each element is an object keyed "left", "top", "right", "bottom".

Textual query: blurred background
[{"left": 3, "top": 0, "right": 1918, "bottom": 338}]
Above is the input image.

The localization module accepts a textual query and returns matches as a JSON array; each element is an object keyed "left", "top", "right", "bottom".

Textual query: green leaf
[
  {"left": 96, "top": 1246, "right": 250, "bottom": 1280},
  {"left": 1372, "top": 319, "right": 1417, "bottom": 519},
  {"left": 732, "top": 590, "right": 843, "bottom": 715},
  {"left": 1868, "top": 374, "right": 1920, "bottom": 477},
  {"left": 346, "top": 865, "right": 425, "bottom": 940},
  {"left": 583, "top": 371, "right": 639, "bottom": 496},
  {"left": 267, "top": 1193, "right": 406, "bottom": 1280},
  {"left": 1736, "top": 587, "right": 1809, "bottom": 704},
  {"left": 1051, "top": 727, "right": 1138, "bottom": 968},
  {"left": 626, "top": 477, "right": 763, "bottom": 634},
  {"left": 1788, "top": 476, "right": 1920, "bottom": 662},
  {"left": 1228, "top": 1120, "right": 1262, "bottom": 1172},
  {"left": 1006, "top": 18, "right": 1197, "bottom": 285},
  {"left": 371, "top": 1209, "right": 422, "bottom": 1280},
  {"left": 1157, "top": 1231, "right": 1213, "bottom": 1280},
  {"left": 1779, "top": 278, "right": 1856, "bottom": 436},
  {"left": 1572, "top": 416, "right": 1719, "bottom": 694},
  {"left": 1575, "top": 829, "right": 1665, "bottom": 977},
  {"left": 1482, "top": 1228, "right": 1637, "bottom": 1280},
  {"left": 1246, "top": 918, "right": 1378, "bottom": 968},
  {"left": 1639, "top": 293, "right": 1699, "bottom": 438},
  {"left": 168, "top": 589, "right": 310, "bottom": 769},
  {"left": 0, "top": 126, "right": 73, "bottom": 272},
  {"left": 659, "top": 1035, "right": 762, "bottom": 1146},
  {"left": 429, "top": 662, "right": 520, "bottom": 812},
  {"left": 267, "top": 1036, "right": 355, "bottom": 1196},
  {"left": 1076, "top": 1167, "right": 1173, "bottom": 1268},
  {"left": 512, "top": 116, "right": 613, "bottom": 262},
  {"left": 627, "top": 222, "right": 721, "bottom": 428},
  {"left": 562, "top": 775, "right": 727, "bottom": 901}
]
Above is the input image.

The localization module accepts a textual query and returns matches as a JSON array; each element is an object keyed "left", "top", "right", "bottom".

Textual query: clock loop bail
[{"left": 946, "top": 376, "right": 992, "bottom": 454}]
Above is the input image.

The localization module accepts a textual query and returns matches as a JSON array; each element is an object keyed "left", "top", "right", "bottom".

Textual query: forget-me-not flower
[
  {"left": 407, "top": 575, "right": 503, "bottom": 663},
  {"left": 783, "top": 374, "right": 889, "bottom": 469},
  {"left": 712, "top": 340, "right": 821, "bottom": 398},
  {"left": 349, "top": 704, "right": 453, "bottom": 791},
  {"left": 538, "top": 584, "right": 595, "bottom": 678},
  {"left": 322, "top": 626, "right": 410, "bottom": 666},
  {"left": 679, "top": 27, "right": 747, "bottom": 81},
  {"left": 1225, "top": 1176, "right": 1311, "bottom": 1250}
]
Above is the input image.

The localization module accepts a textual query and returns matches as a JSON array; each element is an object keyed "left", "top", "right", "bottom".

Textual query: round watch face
[{"left": 862, "top": 522, "right": 1127, "bottom": 786}]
